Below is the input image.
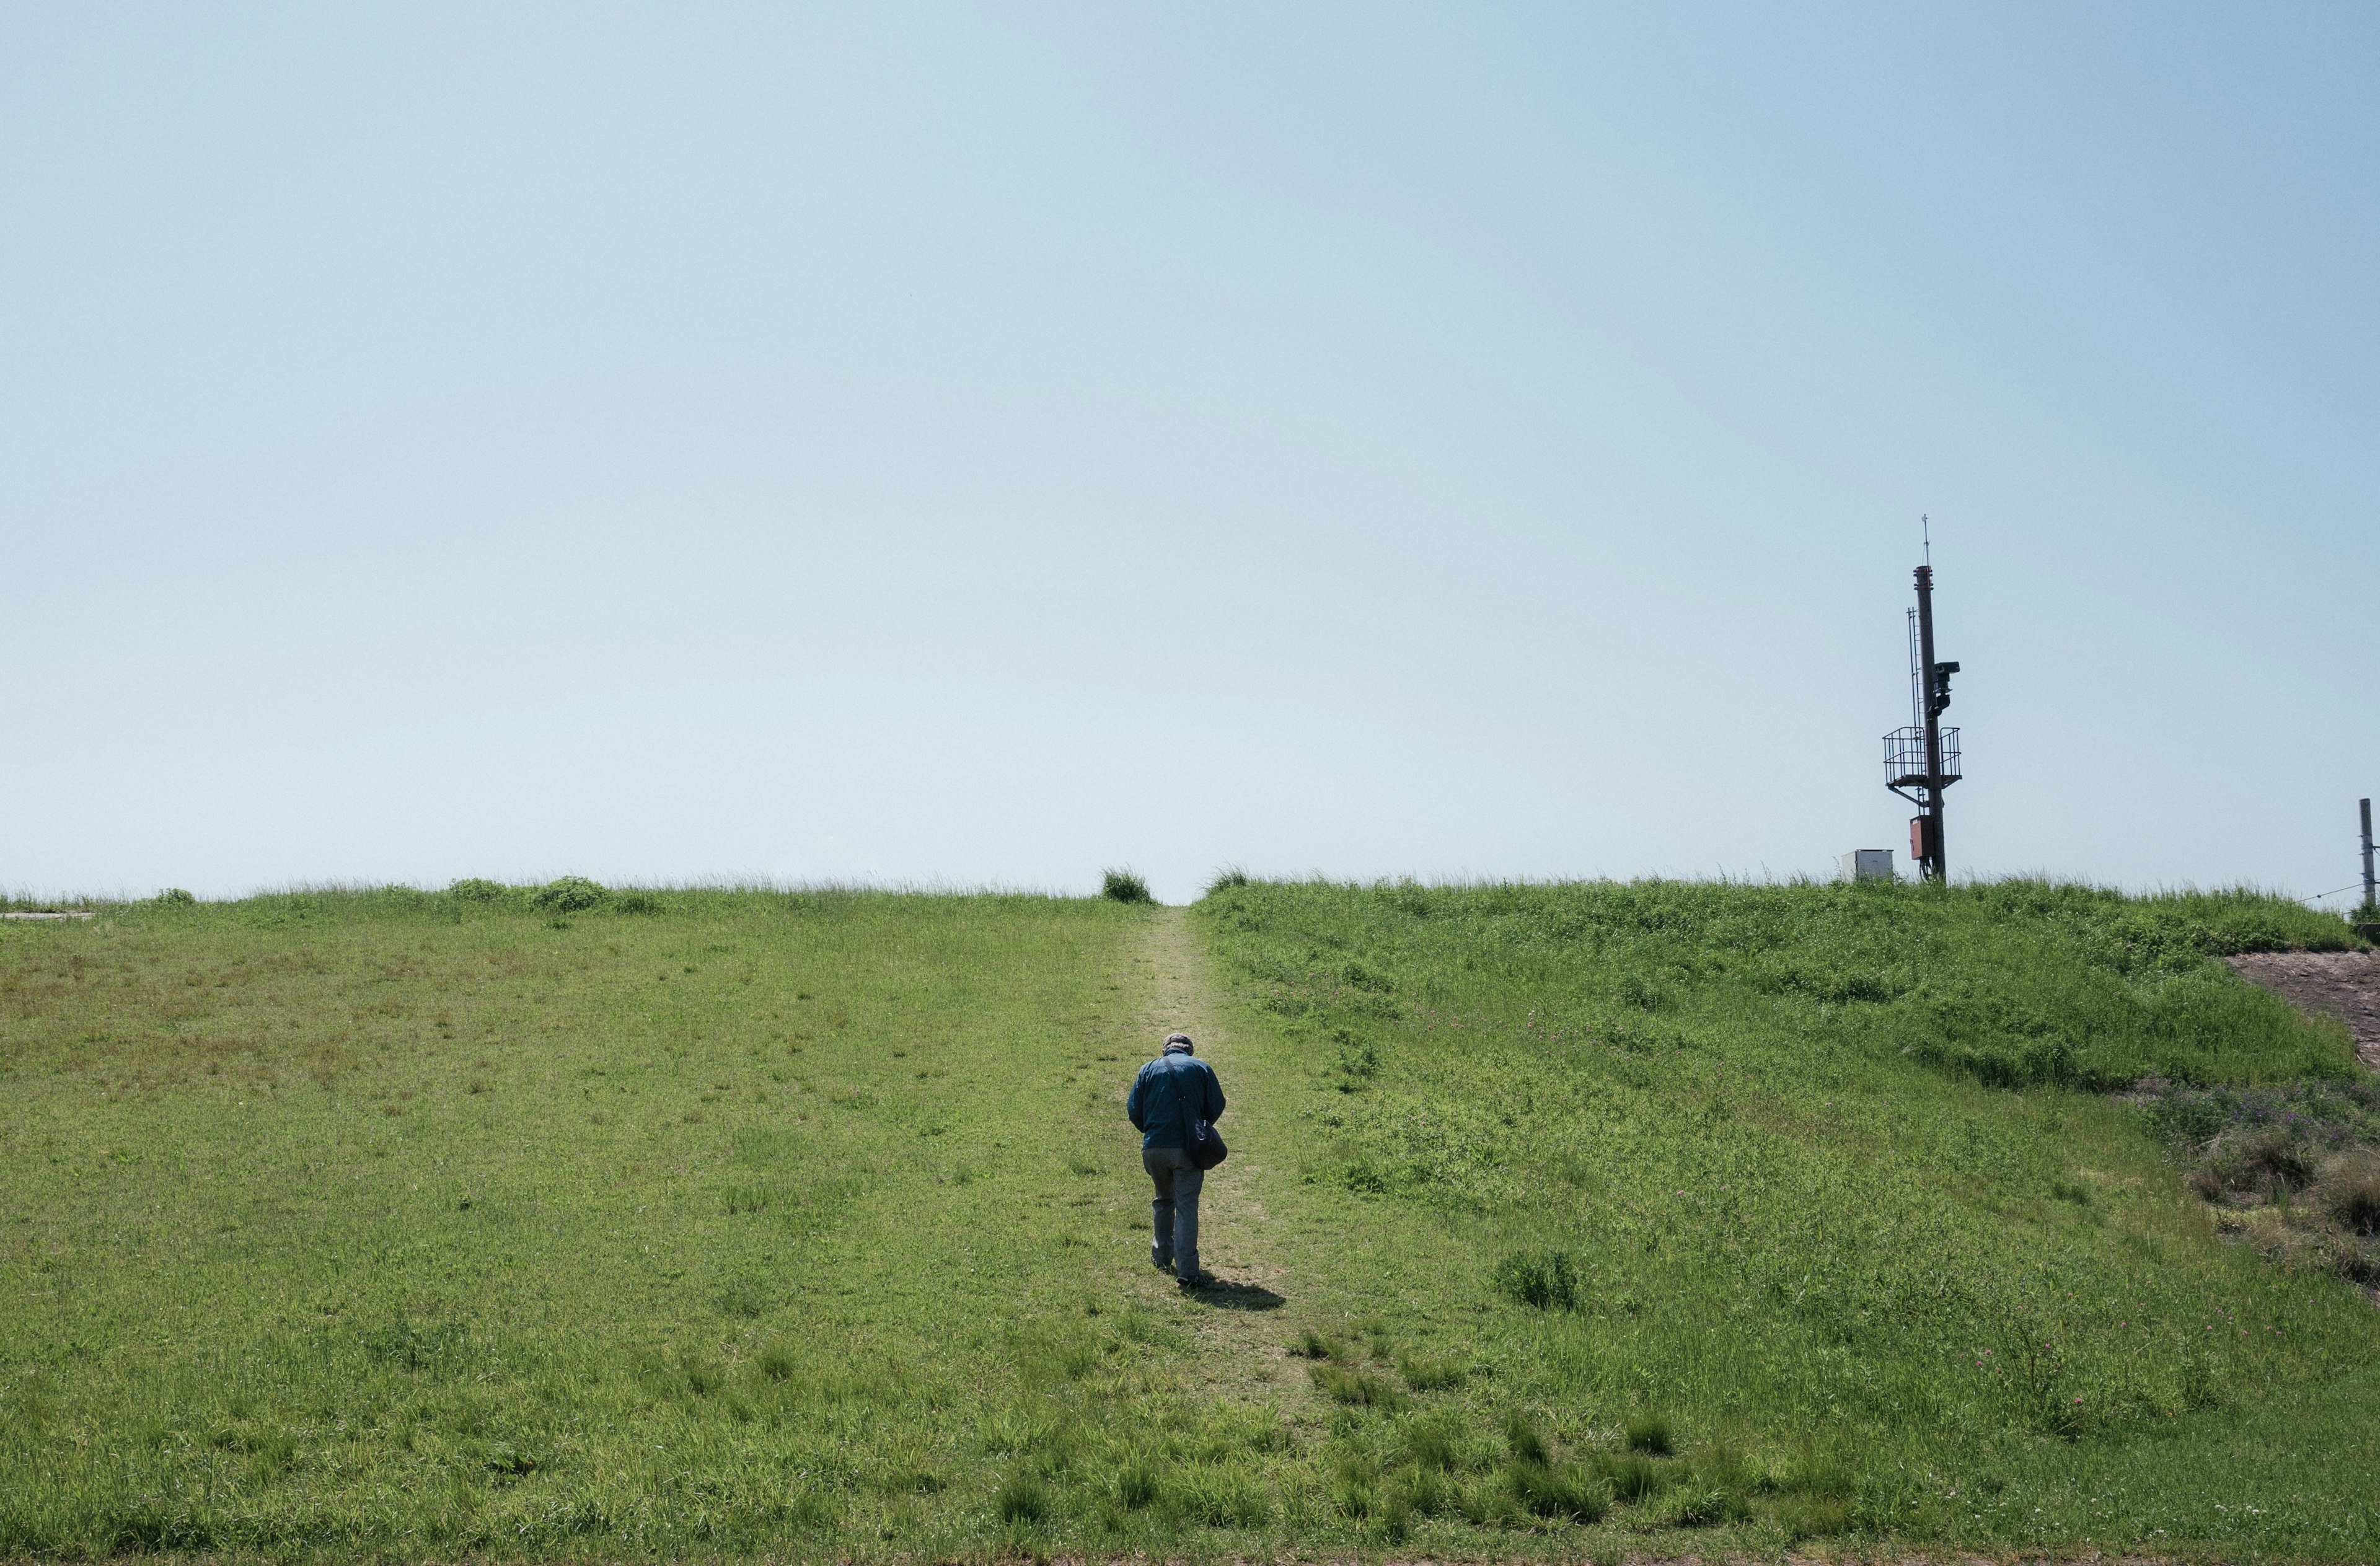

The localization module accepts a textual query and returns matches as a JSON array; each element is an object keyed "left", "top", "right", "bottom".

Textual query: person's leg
[
  {"left": 1171, "top": 1162, "right": 1205, "bottom": 1282},
  {"left": 1143, "top": 1148, "right": 1177, "bottom": 1272}
]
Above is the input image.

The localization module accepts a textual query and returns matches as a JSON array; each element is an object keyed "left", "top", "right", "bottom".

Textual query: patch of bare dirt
[{"left": 2226, "top": 949, "right": 2380, "bottom": 1070}]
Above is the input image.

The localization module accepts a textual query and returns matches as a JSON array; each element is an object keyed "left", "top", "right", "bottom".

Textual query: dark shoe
[
  {"left": 1151, "top": 1253, "right": 1174, "bottom": 1272},
  {"left": 1177, "top": 1272, "right": 1216, "bottom": 1291}
]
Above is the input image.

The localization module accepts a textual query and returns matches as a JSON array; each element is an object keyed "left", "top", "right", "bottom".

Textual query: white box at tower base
[{"left": 1840, "top": 849, "right": 1895, "bottom": 882}]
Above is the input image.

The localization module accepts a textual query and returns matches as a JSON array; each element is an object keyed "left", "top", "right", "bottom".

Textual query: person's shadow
[{"left": 1188, "top": 1277, "right": 1285, "bottom": 1311}]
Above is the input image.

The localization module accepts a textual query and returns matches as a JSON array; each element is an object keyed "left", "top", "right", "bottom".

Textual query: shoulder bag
[{"left": 1166, "top": 1055, "right": 1228, "bottom": 1171}]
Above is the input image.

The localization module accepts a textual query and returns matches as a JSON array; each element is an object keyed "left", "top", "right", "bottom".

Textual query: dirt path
[
  {"left": 2226, "top": 949, "right": 2380, "bottom": 1071},
  {"left": 1132, "top": 905, "right": 1284, "bottom": 1299},
  {"left": 1127, "top": 906, "right": 1302, "bottom": 1393}
]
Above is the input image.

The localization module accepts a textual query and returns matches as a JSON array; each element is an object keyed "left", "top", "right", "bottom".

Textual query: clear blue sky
[{"left": 5, "top": 4, "right": 2374, "bottom": 905}]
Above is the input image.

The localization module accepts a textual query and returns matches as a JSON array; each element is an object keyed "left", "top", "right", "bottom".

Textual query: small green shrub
[
  {"left": 1622, "top": 1411, "right": 1673, "bottom": 1454},
  {"left": 1492, "top": 1249, "right": 1577, "bottom": 1310},
  {"left": 1776, "top": 1492, "right": 1851, "bottom": 1539},
  {"left": 1176, "top": 1466, "right": 1269, "bottom": 1525},
  {"left": 722, "top": 1182, "right": 775, "bottom": 1215},
  {"left": 2229, "top": 1125, "right": 2322, "bottom": 1194},
  {"left": 154, "top": 887, "right": 196, "bottom": 905},
  {"left": 1595, "top": 1449, "right": 1671, "bottom": 1503},
  {"left": 1333, "top": 1031, "right": 1380, "bottom": 1085},
  {"left": 1618, "top": 970, "right": 1664, "bottom": 1010},
  {"left": 9, "top": 1375, "right": 59, "bottom": 1432},
  {"left": 1693, "top": 1441, "right": 1755, "bottom": 1492},
  {"left": 784, "top": 1489, "right": 839, "bottom": 1528},
  {"left": 359, "top": 1314, "right": 464, "bottom": 1372},
  {"left": 447, "top": 878, "right": 506, "bottom": 902},
  {"left": 1503, "top": 1412, "right": 1548, "bottom": 1466},
  {"left": 976, "top": 1410, "right": 1064, "bottom": 1455},
  {"left": 863, "top": 1444, "right": 941, "bottom": 1493},
  {"left": 1207, "top": 866, "right": 1251, "bottom": 894},
  {"left": 1505, "top": 1460, "right": 1607, "bottom": 1521},
  {"left": 533, "top": 876, "right": 608, "bottom": 913},
  {"left": 1311, "top": 1363, "right": 1398, "bottom": 1407},
  {"left": 995, "top": 1472, "right": 1049, "bottom": 1523},
  {"left": 1390, "top": 1466, "right": 1437, "bottom": 1513},
  {"left": 1397, "top": 1351, "right": 1465, "bottom": 1390},
  {"left": 613, "top": 889, "right": 664, "bottom": 915},
  {"left": 1455, "top": 1474, "right": 1522, "bottom": 1527},
  {"left": 1404, "top": 1421, "right": 1459, "bottom": 1471},
  {"left": 1331, "top": 1472, "right": 1375, "bottom": 1520},
  {"left": 1113, "top": 1459, "right": 1160, "bottom": 1510},
  {"left": 1659, "top": 1485, "right": 1746, "bottom": 1526},
  {"left": 2319, "top": 1151, "right": 2380, "bottom": 1235},
  {"left": 247, "top": 1428, "right": 298, "bottom": 1468},
  {"left": 1101, "top": 869, "right": 1153, "bottom": 904},
  {"left": 1784, "top": 1443, "right": 1857, "bottom": 1498},
  {"left": 1395, "top": 1466, "right": 1450, "bottom": 1516},
  {"left": 755, "top": 1342, "right": 796, "bottom": 1382}
]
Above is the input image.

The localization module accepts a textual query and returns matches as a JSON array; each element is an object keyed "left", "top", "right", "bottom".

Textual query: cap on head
[{"left": 1163, "top": 1032, "right": 1194, "bottom": 1055}]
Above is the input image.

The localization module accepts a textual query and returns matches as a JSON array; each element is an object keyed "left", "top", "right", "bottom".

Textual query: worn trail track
[{"left": 1121, "top": 907, "right": 1304, "bottom": 1399}]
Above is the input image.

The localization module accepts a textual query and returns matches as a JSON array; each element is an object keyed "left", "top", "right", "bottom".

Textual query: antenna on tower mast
[{"left": 1882, "top": 522, "right": 1962, "bottom": 881}]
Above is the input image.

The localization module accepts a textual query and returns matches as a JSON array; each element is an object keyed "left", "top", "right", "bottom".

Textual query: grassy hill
[
  {"left": 1194, "top": 878, "right": 2380, "bottom": 1559},
  {"left": 1, "top": 879, "right": 2375, "bottom": 1560},
  {"left": 1, "top": 888, "right": 1189, "bottom": 1557}
]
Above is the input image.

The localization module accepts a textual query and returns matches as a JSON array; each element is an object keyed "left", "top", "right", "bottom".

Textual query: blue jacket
[{"left": 1127, "top": 1054, "right": 1225, "bottom": 1150}]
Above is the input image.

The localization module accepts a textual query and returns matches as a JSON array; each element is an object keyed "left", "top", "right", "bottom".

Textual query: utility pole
[
  {"left": 1884, "top": 523, "right": 1962, "bottom": 881},
  {"left": 2361, "top": 798, "right": 2375, "bottom": 913}
]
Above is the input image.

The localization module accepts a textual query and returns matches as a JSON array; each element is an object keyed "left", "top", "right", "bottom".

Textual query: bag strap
[{"left": 1165, "top": 1053, "right": 1199, "bottom": 1140}]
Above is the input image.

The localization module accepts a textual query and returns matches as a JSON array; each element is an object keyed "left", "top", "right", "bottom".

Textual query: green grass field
[{"left": 3, "top": 879, "right": 2378, "bottom": 1560}]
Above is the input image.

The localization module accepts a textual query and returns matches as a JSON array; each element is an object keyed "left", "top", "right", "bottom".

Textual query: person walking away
[{"left": 1126, "top": 1032, "right": 1225, "bottom": 1290}]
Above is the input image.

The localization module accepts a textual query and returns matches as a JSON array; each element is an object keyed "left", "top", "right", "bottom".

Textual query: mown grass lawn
[
  {"left": 4, "top": 878, "right": 2378, "bottom": 1562},
  {"left": 1, "top": 888, "right": 1277, "bottom": 1559}
]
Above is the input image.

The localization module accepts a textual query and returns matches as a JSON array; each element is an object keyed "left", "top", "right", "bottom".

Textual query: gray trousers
[{"left": 1143, "top": 1145, "right": 1203, "bottom": 1281}]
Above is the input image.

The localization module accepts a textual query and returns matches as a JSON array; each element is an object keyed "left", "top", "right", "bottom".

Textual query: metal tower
[{"left": 1883, "top": 548, "right": 1961, "bottom": 881}]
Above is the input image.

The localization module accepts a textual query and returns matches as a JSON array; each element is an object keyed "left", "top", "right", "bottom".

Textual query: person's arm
[
  {"left": 1204, "top": 1064, "right": 1225, "bottom": 1122},
  {"left": 1126, "top": 1065, "right": 1148, "bottom": 1132}
]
